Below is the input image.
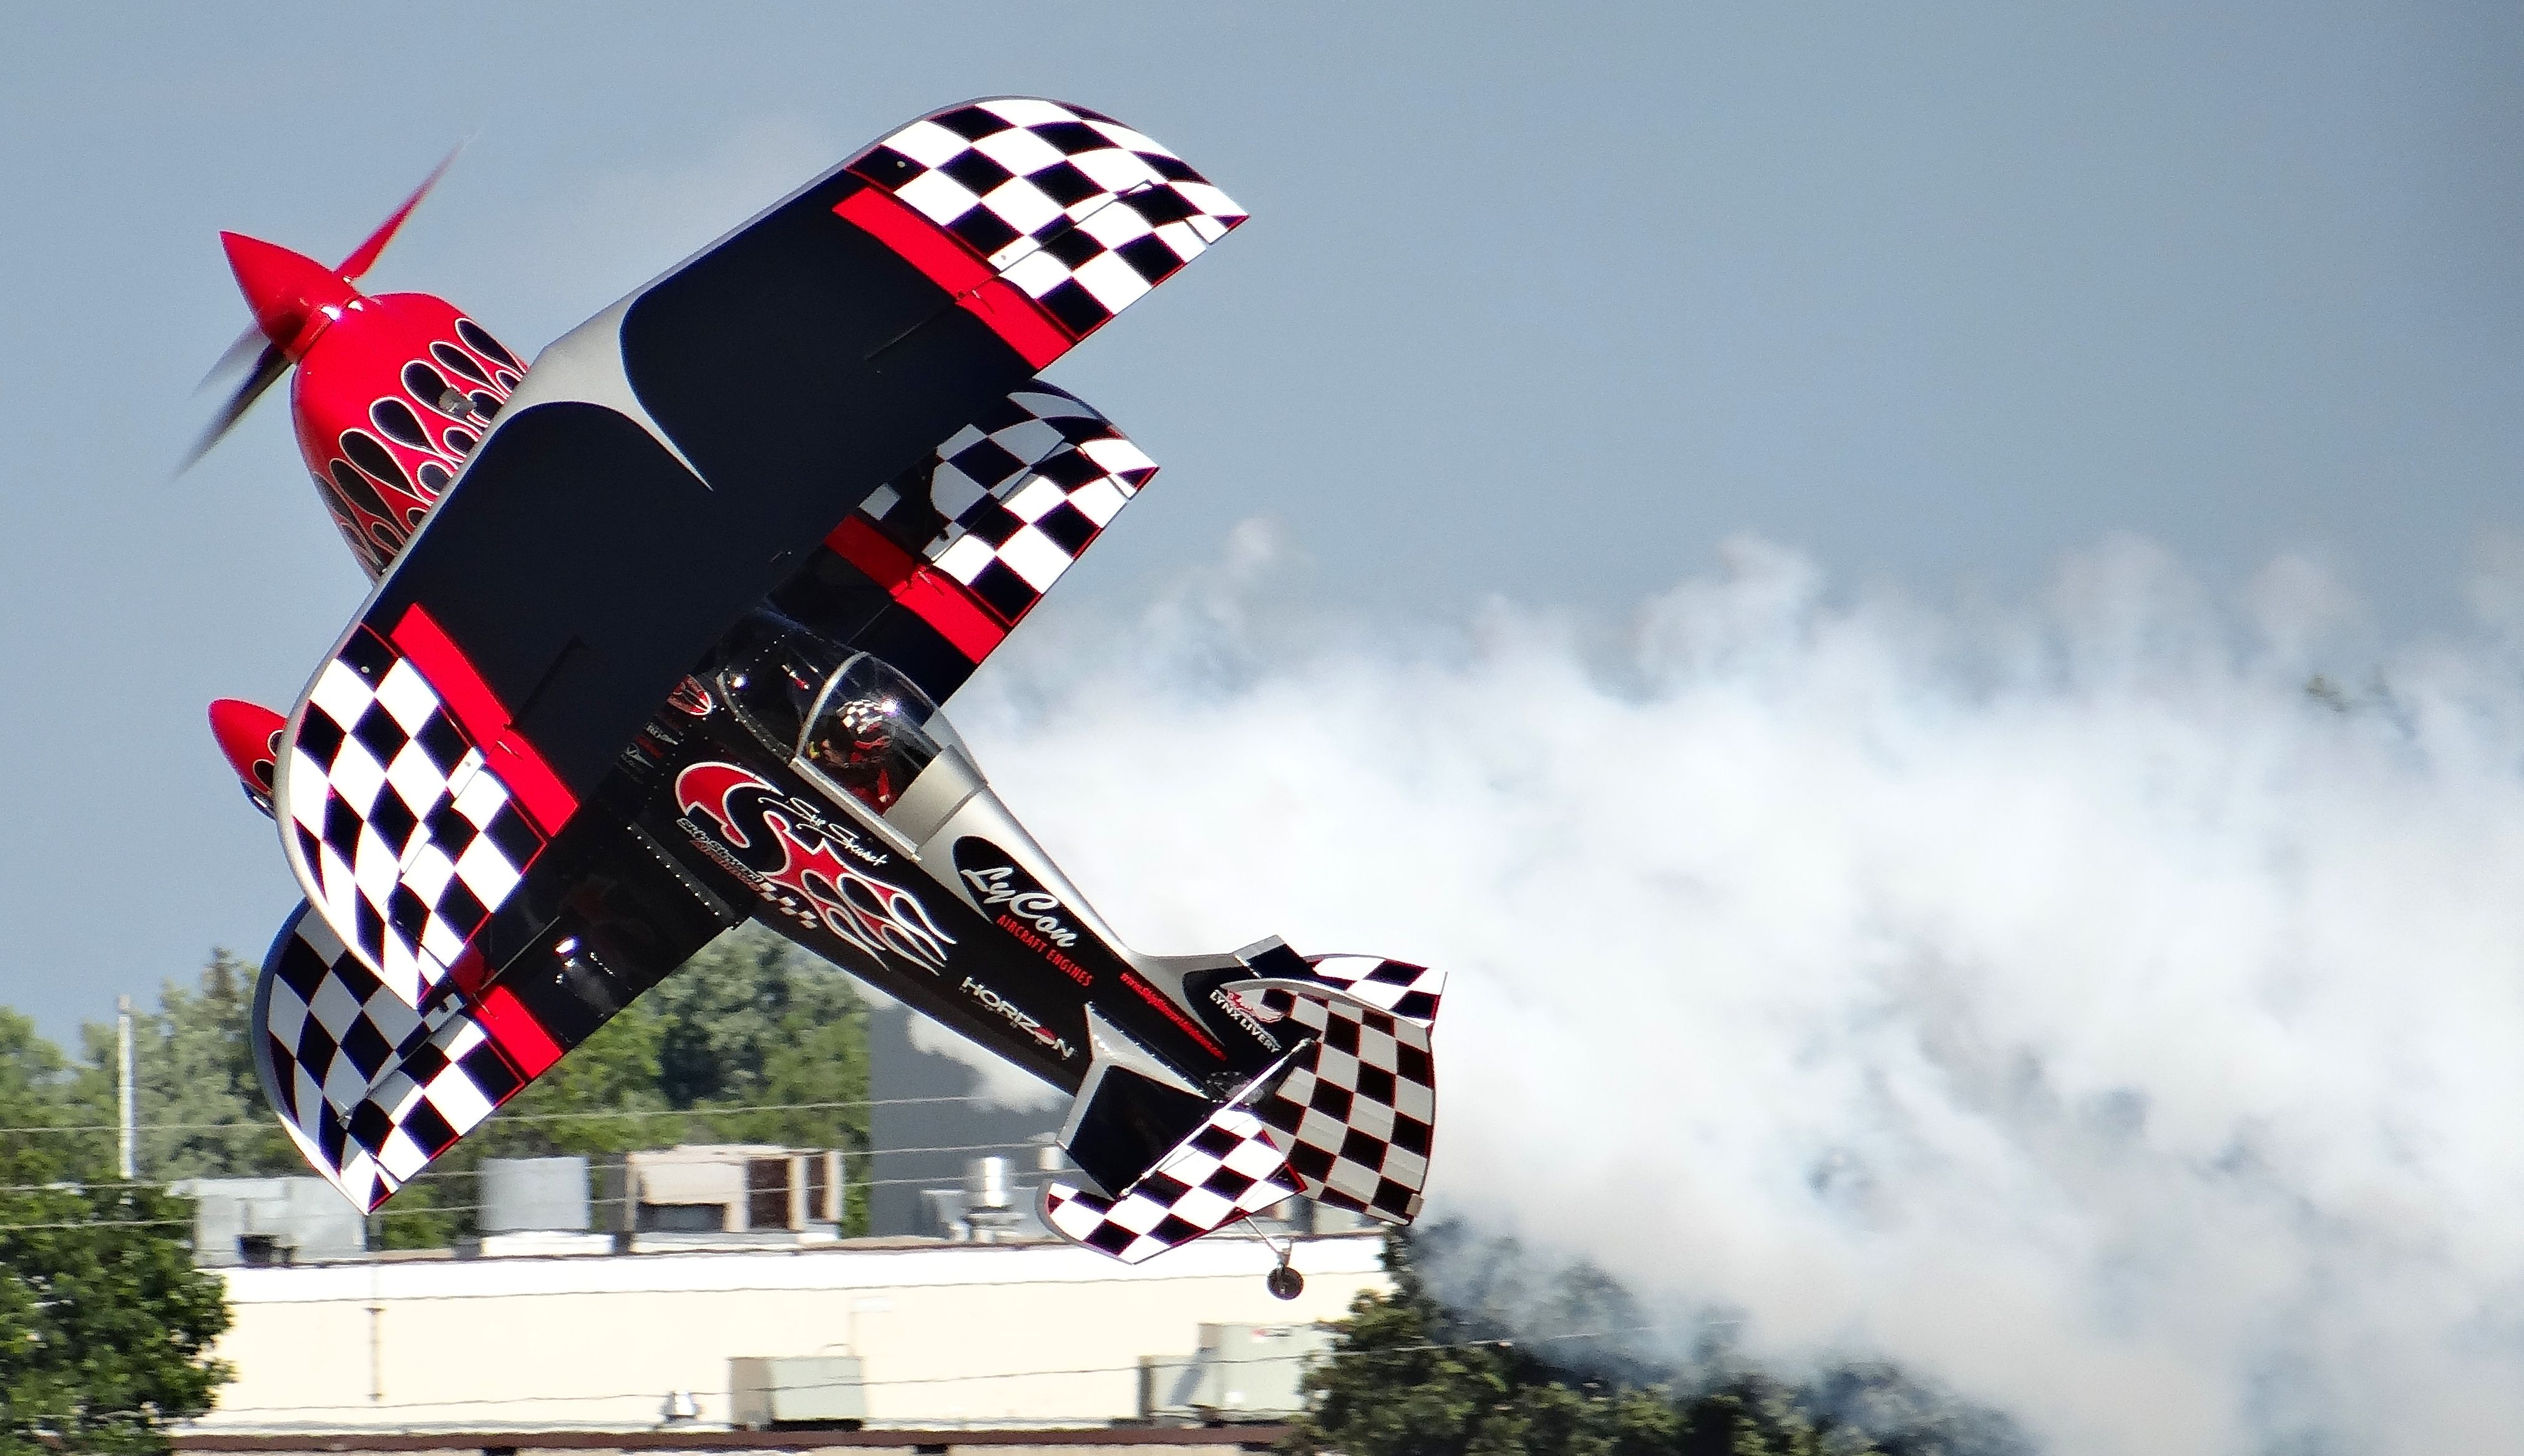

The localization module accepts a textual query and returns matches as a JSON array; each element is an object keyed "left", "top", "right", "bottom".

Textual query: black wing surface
[{"left": 273, "top": 98, "right": 1242, "bottom": 1004}]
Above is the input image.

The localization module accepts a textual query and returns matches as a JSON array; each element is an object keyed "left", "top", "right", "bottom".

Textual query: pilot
[{"left": 807, "top": 697, "right": 901, "bottom": 811}]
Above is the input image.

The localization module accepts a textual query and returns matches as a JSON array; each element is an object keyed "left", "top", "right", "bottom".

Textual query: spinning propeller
[{"left": 182, "top": 148, "right": 459, "bottom": 472}]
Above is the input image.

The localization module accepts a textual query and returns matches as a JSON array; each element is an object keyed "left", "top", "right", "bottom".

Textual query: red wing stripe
[
  {"left": 826, "top": 511, "right": 918, "bottom": 588},
  {"left": 472, "top": 984, "right": 562, "bottom": 1077},
  {"left": 832, "top": 186, "right": 1073, "bottom": 370},
  {"left": 387, "top": 606, "right": 509, "bottom": 750},
  {"left": 960, "top": 280, "right": 1068, "bottom": 370},
  {"left": 893, "top": 570, "right": 1011, "bottom": 661},
  {"left": 825, "top": 517, "right": 1008, "bottom": 662},
  {"left": 835, "top": 185, "right": 992, "bottom": 293},
  {"left": 388, "top": 604, "right": 580, "bottom": 834},
  {"left": 482, "top": 739, "right": 577, "bottom": 837}
]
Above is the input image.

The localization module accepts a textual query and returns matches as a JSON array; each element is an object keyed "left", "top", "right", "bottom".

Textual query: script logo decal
[
  {"left": 960, "top": 978, "right": 1076, "bottom": 1061},
  {"left": 1208, "top": 988, "right": 1282, "bottom": 1054},
  {"left": 955, "top": 864, "right": 1079, "bottom": 948},
  {"left": 951, "top": 840, "right": 1098, "bottom": 988},
  {"left": 674, "top": 762, "right": 952, "bottom": 971}
]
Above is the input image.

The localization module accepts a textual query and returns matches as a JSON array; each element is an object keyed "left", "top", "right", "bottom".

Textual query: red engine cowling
[
  {"left": 288, "top": 290, "right": 524, "bottom": 576},
  {"left": 217, "top": 229, "right": 525, "bottom": 580}
]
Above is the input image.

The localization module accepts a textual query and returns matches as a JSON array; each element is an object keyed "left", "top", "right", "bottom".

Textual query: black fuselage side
[{"left": 601, "top": 684, "right": 1281, "bottom": 1105}]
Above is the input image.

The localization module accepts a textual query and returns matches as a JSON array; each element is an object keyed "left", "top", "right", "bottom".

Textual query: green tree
[
  {"left": 47, "top": 927, "right": 871, "bottom": 1251},
  {"left": 1286, "top": 1233, "right": 2025, "bottom": 1456},
  {"left": 0, "top": 1009, "right": 231, "bottom": 1454},
  {"left": 62, "top": 953, "right": 291, "bottom": 1183},
  {"left": 370, "top": 924, "right": 872, "bottom": 1247}
]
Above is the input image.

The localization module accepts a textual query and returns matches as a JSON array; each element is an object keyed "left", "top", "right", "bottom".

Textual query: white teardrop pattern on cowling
[{"left": 318, "top": 318, "right": 522, "bottom": 580}]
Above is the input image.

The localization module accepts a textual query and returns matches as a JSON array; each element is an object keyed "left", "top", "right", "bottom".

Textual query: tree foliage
[
  {"left": 36, "top": 921, "right": 870, "bottom": 1252},
  {"left": 57, "top": 953, "right": 288, "bottom": 1183},
  {"left": 1284, "top": 1231, "right": 2026, "bottom": 1456},
  {"left": 0, "top": 1009, "right": 230, "bottom": 1455},
  {"left": 333, "top": 925, "right": 875, "bottom": 1247}
]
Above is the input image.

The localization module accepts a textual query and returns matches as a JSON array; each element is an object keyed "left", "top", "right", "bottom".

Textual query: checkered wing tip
[
  {"left": 253, "top": 902, "right": 529, "bottom": 1212},
  {"left": 278, "top": 618, "right": 557, "bottom": 1012},
  {"left": 854, "top": 381, "right": 1159, "bottom": 638},
  {"left": 852, "top": 97, "right": 1247, "bottom": 346}
]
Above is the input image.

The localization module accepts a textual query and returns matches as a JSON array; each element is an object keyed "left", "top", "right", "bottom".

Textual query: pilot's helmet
[{"left": 837, "top": 696, "right": 895, "bottom": 741}]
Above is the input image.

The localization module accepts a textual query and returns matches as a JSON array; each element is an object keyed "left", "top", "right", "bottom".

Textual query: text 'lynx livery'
[{"left": 192, "top": 99, "right": 1440, "bottom": 1291}]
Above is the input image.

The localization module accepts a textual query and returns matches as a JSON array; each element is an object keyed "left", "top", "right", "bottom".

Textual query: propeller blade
[
  {"left": 334, "top": 142, "right": 462, "bottom": 280},
  {"left": 180, "top": 342, "right": 290, "bottom": 473},
  {"left": 195, "top": 321, "right": 270, "bottom": 394}
]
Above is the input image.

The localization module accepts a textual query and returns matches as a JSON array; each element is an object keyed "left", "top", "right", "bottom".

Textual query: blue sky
[{"left": 2, "top": 2, "right": 2518, "bottom": 1042}]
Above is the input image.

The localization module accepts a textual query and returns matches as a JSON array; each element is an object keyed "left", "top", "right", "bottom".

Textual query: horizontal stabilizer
[{"left": 1041, "top": 1060, "right": 1307, "bottom": 1263}]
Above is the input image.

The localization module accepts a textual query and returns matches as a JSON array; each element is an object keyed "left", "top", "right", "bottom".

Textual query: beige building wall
[{"left": 193, "top": 1235, "right": 1388, "bottom": 1433}]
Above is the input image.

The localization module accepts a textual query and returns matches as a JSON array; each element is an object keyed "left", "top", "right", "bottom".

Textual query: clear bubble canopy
[{"left": 714, "top": 614, "right": 969, "bottom": 813}]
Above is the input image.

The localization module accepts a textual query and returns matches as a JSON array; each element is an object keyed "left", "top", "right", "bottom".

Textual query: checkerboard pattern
[
  {"left": 856, "top": 382, "right": 1157, "bottom": 628},
  {"left": 1041, "top": 1103, "right": 1303, "bottom": 1264},
  {"left": 256, "top": 903, "right": 525, "bottom": 1211},
  {"left": 1237, "top": 968, "right": 1441, "bottom": 1224},
  {"left": 282, "top": 625, "right": 547, "bottom": 1008},
  {"left": 1294, "top": 954, "right": 1446, "bottom": 1026},
  {"left": 850, "top": 97, "right": 1246, "bottom": 342}
]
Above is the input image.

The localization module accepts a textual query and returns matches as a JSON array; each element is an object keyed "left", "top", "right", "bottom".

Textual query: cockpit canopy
[{"left": 716, "top": 618, "right": 970, "bottom": 814}]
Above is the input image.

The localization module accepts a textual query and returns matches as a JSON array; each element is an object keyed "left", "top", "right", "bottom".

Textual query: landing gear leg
[{"left": 1245, "top": 1217, "right": 1305, "bottom": 1300}]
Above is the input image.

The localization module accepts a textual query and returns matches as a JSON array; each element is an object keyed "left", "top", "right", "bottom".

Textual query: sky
[
  {"left": 3, "top": 6, "right": 2523, "bottom": 1449},
  {"left": 0, "top": 3, "right": 2515, "bottom": 1039}
]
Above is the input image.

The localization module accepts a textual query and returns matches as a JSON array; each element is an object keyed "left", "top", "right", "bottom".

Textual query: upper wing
[
  {"left": 837, "top": 98, "right": 1246, "bottom": 359},
  {"left": 768, "top": 381, "right": 1159, "bottom": 703},
  {"left": 274, "top": 98, "right": 1241, "bottom": 1003}
]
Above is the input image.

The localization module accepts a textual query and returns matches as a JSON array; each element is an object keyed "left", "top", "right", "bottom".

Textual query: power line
[
  {"left": 0, "top": 1158, "right": 1103, "bottom": 1232},
  {"left": 0, "top": 1093, "right": 1008, "bottom": 1138},
  {"left": 34, "top": 1323, "right": 1687, "bottom": 1427},
  {"left": 0, "top": 1135, "right": 1065, "bottom": 1204}
]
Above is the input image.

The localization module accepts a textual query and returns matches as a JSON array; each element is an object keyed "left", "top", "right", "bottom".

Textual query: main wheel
[{"left": 1265, "top": 1264, "right": 1305, "bottom": 1301}]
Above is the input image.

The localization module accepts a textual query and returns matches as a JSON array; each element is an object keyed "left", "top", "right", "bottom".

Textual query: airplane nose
[{"left": 220, "top": 231, "right": 358, "bottom": 359}]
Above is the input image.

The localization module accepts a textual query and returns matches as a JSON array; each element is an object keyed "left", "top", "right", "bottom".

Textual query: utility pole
[{"left": 115, "top": 994, "right": 136, "bottom": 1180}]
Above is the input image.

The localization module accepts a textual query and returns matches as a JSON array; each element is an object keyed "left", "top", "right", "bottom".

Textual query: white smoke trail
[{"left": 948, "top": 522, "right": 2524, "bottom": 1456}]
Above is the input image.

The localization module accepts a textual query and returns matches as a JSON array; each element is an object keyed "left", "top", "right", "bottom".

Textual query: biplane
[{"left": 194, "top": 99, "right": 1440, "bottom": 1291}]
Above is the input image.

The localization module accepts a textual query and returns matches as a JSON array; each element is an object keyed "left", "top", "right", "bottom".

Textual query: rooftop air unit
[{"left": 171, "top": 1176, "right": 366, "bottom": 1267}]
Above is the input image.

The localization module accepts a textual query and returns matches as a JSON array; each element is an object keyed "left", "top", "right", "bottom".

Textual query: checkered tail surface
[
  {"left": 252, "top": 902, "right": 529, "bottom": 1211},
  {"left": 1235, "top": 958, "right": 1443, "bottom": 1224},
  {"left": 850, "top": 97, "right": 1246, "bottom": 346},
  {"left": 281, "top": 623, "right": 550, "bottom": 1009},
  {"left": 1040, "top": 1074, "right": 1306, "bottom": 1264},
  {"left": 854, "top": 381, "right": 1157, "bottom": 633}
]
